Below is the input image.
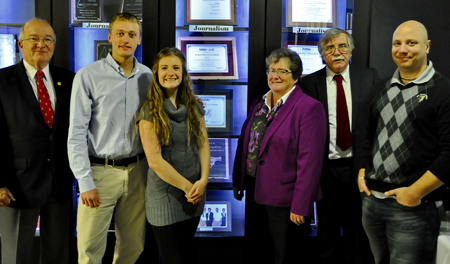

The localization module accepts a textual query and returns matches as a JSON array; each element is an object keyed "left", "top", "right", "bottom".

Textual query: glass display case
[
  {"left": 175, "top": 0, "right": 249, "bottom": 237},
  {"left": 68, "top": 0, "right": 249, "bottom": 237}
]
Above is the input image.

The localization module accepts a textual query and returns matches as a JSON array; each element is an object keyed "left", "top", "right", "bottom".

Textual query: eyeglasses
[
  {"left": 22, "top": 37, "right": 55, "bottom": 45},
  {"left": 323, "top": 43, "right": 349, "bottom": 54},
  {"left": 266, "top": 69, "right": 292, "bottom": 76}
]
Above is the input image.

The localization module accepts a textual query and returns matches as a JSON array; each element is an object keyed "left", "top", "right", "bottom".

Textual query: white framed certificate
[
  {"left": 186, "top": 0, "right": 237, "bottom": 25},
  {"left": 186, "top": 44, "right": 228, "bottom": 73},
  {"left": 196, "top": 89, "right": 233, "bottom": 133},
  {"left": 287, "top": 0, "right": 336, "bottom": 27},
  {"left": 178, "top": 36, "right": 238, "bottom": 80},
  {"left": 198, "top": 95, "right": 227, "bottom": 129},
  {"left": 287, "top": 44, "right": 324, "bottom": 75}
]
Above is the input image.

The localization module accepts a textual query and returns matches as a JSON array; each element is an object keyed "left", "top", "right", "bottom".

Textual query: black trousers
[
  {"left": 317, "top": 158, "right": 374, "bottom": 264},
  {"left": 151, "top": 216, "right": 200, "bottom": 264},
  {"left": 0, "top": 199, "right": 70, "bottom": 264},
  {"left": 244, "top": 176, "right": 312, "bottom": 264}
]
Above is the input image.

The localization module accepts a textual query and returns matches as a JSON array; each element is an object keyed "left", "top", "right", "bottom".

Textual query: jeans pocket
[{"left": 360, "top": 191, "right": 369, "bottom": 199}]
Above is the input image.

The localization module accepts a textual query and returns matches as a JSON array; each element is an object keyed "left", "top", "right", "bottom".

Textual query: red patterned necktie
[
  {"left": 36, "top": 71, "right": 54, "bottom": 128},
  {"left": 334, "top": 75, "right": 352, "bottom": 150}
]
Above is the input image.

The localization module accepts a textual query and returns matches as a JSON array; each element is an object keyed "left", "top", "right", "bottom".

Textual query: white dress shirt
[
  {"left": 23, "top": 60, "right": 56, "bottom": 110},
  {"left": 263, "top": 85, "right": 297, "bottom": 113},
  {"left": 325, "top": 65, "right": 353, "bottom": 159}
]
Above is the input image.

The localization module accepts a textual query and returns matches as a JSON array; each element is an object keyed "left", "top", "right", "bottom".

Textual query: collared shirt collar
[
  {"left": 391, "top": 60, "right": 435, "bottom": 86},
  {"left": 262, "top": 84, "right": 296, "bottom": 111},
  {"left": 23, "top": 59, "right": 51, "bottom": 80},
  {"left": 105, "top": 53, "right": 140, "bottom": 76},
  {"left": 325, "top": 64, "right": 350, "bottom": 85}
]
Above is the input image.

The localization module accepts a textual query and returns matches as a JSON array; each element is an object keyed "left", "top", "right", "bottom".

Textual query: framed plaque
[
  {"left": 121, "top": 0, "right": 143, "bottom": 21},
  {"left": 287, "top": 0, "right": 336, "bottom": 27},
  {"left": 186, "top": 0, "right": 237, "bottom": 25},
  {"left": 0, "top": 34, "right": 16, "bottom": 69},
  {"left": 285, "top": 41, "right": 324, "bottom": 75},
  {"left": 94, "top": 40, "right": 112, "bottom": 61},
  {"left": 177, "top": 36, "right": 238, "bottom": 80},
  {"left": 71, "top": 0, "right": 102, "bottom": 23},
  {"left": 197, "top": 89, "right": 232, "bottom": 133},
  {"left": 208, "top": 138, "right": 230, "bottom": 181}
]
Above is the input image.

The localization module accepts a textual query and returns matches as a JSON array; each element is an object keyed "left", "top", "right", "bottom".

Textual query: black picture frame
[{"left": 196, "top": 89, "right": 233, "bottom": 133}]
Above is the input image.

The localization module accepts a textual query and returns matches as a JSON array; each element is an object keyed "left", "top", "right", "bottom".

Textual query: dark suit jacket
[
  {"left": 233, "top": 85, "right": 326, "bottom": 216},
  {"left": 0, "top": 61, "right": 75, "bottom": 208},
  {"left": 301, "top": 65, "right": 380, "bottom": 181},
  {"left": 206, "top": 212, "right": 214, "bottom": 225}
]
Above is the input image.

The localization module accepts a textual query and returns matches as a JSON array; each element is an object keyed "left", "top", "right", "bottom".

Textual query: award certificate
[
  {"left": 186, "top": 44, "right": 228, "bottom": 73},
  {"left": 72, "top": 0, "right": 102, "bottom": 22},
  {"left": 198, "top": 95, "right": 226, "bottom": 128},
  {"left": 292, "top": 0, "right": 333, "bottom": 23},
  {"left": 288, "top": 0, "right": 336, "bottom": 27},
  {"left": 178, "top": 36, "right": 238, "bottom": 80},
  {"left": 288, "top": 45, "right": 324, "bottom": 75},
  {"left": 190, "top": 0, "right": 231, "bottom": 20},
  {"left": 186, "top": 0, "right": 236, "bottom": 25}
]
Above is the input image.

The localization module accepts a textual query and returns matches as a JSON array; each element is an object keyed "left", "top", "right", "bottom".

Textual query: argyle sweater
[{"left": 361, "top": 62, "right": 450, "bottom": 200}]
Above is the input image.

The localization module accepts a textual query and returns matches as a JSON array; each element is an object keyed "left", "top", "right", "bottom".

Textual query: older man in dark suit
[
  {"left": 301, "top": 28, "right": 379, "bottom": 264},
  {"left": 0, "top": 19, "right": 74, "bottom": 264}
]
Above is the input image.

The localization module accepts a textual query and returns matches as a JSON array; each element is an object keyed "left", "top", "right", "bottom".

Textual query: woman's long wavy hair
[{"left": 139, "top": 47, "right": 205, "bottom": 146}]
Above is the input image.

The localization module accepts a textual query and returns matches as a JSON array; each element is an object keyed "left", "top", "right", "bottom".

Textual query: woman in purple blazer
[{"left": 233, "top": 48, "right": 326, "bottom": 264}]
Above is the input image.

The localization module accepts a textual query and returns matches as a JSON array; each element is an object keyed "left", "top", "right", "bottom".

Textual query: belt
[{"left": 89, "top": 152, "right": 146, "bottom": 167}]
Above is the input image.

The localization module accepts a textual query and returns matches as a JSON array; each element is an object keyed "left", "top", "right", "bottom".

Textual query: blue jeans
[{"left": 361, "top": 192, "right": 439, "bottom": 264}]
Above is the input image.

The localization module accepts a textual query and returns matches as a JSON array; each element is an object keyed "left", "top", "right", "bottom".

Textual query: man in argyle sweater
[{"left": 358, "top": 20, "right": 450, "bottom": 264}]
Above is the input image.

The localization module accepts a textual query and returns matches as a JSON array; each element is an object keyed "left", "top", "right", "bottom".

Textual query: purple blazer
[{"left": 232, "top": 85, "right": 326, "bottom": 216}]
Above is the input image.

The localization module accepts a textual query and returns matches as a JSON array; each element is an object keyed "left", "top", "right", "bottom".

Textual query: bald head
[
  {"left": 18, "top": 19, "right": 56, "bottom": 70},
  {"left": 19, "top": 18, "right": 56, "bottom": 43},
  {"left": 391, "top": 20, "right": 430, "bottom": 77},
  {"left": 393, "top": 20, "right": 428, "bottom": 43}
]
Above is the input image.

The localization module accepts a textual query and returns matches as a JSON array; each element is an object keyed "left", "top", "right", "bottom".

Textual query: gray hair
[
  {"left": 265, "top": 48, "right": 303, "bottom": 80},
  {"left": 318, "top": 28, "right": 354, "bottom": 56},
  {"left": 19, "top": 18, "right": 56, "bottom": 43}
]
